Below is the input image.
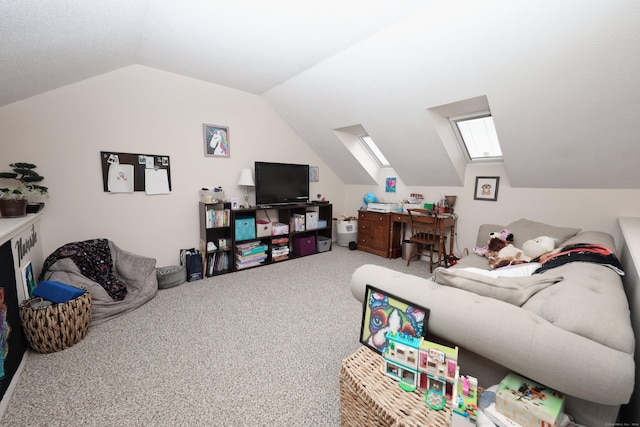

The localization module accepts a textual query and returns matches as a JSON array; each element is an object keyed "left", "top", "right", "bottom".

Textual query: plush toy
[
  {"left": 522, "top": 236, "right": 555, "bottom": 259},
  {"left": 488, "top": 236, "right": 556, "bottom": 269},
  {"left": 473, "top": 228, "right": 513, "bottom": 257}
]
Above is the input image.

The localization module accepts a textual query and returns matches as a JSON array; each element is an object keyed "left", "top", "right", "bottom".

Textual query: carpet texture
[{"left": 0, "top": 246, "right": 432, "bottom": 426}]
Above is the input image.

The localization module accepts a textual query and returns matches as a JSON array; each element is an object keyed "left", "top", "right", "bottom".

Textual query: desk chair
[{"left": 406, "top": 209, "right": 447, "bottom": 272}]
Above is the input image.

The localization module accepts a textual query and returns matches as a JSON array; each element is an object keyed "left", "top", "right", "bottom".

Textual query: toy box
[
  {"left": 272, "top": 222, "right": 289, "bottom": 236},
  {"left": 256, "top": 220, "right": 272, "bottom": 238},
  {"left": 293, "top": 235, "right": 316, "bottom": 256},
  {"left": 234, "top": 217, "right": 256, "bottom": 241},
  {"left": 496, "top": 373, "right": 565, "bottom": 427}
]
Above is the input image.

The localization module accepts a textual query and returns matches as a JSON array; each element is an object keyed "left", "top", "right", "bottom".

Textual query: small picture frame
[
  {"left": 229, "top": 197, "right": 240, "bottom": 210},
  {"left": 360, "top": 284, "right": 429, "bottom": 354},
  {"left": 21, "top": 261, "right": 36, "bottom": 297},
  {"left": 203, "top": 124, "right": 230, "bottom": 158},
  {"left": 385, "top": 176, "right": 397, "bottom": 193},
  {"left": 309, "top": 166, "right": 319, "bottom": 182},
  {"left": 474, "top": 176, "right": 500, "bottom": 201}
]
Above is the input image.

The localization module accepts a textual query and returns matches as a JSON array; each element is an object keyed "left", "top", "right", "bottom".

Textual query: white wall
[
  {"left": 0, "top": 66, "right": 345, "bottom": 266},
  {"left": 345, "top": 164, "right": 640, "bottom": 255}
]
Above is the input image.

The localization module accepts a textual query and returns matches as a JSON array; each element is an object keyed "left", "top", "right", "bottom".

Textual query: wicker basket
[
  {"left": 339, "top": 346, "right": 451, "bottom": 427},
  {"left": 19, "top": 292, "right": 92, "bottom": 353}
]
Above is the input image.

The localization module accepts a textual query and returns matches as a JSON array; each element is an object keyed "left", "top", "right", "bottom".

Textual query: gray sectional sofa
[{"left": 350, "top": 218, "right": 635, "bottom": 426}]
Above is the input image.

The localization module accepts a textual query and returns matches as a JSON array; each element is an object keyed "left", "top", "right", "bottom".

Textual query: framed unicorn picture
[
  {"left": 203, "top": 124, "right": 230, "bottom": 158},
  {"left": 360, "top": 284, "right": 429, "bottom": 354}
]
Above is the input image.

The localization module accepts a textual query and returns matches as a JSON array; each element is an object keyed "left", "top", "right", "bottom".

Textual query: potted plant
[{"left": 0, "top": 162, "right": 48, "bottom": 217}]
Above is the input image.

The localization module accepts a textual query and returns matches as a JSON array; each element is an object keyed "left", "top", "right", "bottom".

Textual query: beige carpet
[{"left": 0, "top": 245, "right": 432, "bottom": 427}]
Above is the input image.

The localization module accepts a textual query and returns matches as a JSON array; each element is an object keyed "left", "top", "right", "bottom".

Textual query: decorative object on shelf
[
  {"left": 237, "top": 168, "right": 254, "bottom": 208},
  {"left": 445, "top": 195, "right": 457, "bottom": 208},
  {"left": 363, "top": 192, "right": 377, "bottom": 205},
  {"left": 474, "top": 176, "right": 500, "bottom": 201},
  {"left": 203, "top": 124, "right": 230, "bottom": 158},
  {"left": 0, "top": 162, "right": 48, "bottom": 217},
  {"left": 360, "top": 284, "right": 429, "bottom": 355}
]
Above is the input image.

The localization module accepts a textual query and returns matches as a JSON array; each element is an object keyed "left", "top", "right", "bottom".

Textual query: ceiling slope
[{"left": 263, "top": 0, "right": 640, "bottom": 188}]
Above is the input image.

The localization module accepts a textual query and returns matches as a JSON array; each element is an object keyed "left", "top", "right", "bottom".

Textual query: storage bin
[
  {"left": 337, "top": 220, "right": 358, "bottom": 247},
  {"left": 306, "top": 212, "right": 318, "bottom": 230},
  {"left": 317, "top": 236, "right": 331, "bottom": 252},
  {"left": 256, "top": 220, "right": 272, "bottom": 238},
  {"left": 19, "top": 292, "right": 92, "bottom": 353},
  {"left": 317, "top": 219, "right": 328, "bottom": 228},
  {"left": 293, "top": 235, "right": 316, "bottom": 256},
  {"left": 235, "top": 217, "right": 256, "bottom": 241}
]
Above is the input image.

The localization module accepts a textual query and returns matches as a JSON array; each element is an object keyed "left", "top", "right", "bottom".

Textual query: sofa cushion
[{"left": 506, "top": 218, "right": 581, "bottom": 249}]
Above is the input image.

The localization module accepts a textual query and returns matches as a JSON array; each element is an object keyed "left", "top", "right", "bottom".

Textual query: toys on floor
[{"left": 452, "top": 374, "right": 479, "bottom": 426}]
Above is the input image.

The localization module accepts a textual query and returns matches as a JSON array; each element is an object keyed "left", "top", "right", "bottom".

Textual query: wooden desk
[
  {"left": 390, "top": 212, "right": 456, "bottom": 260},
  {"left": 357, "top": 210, "right": 457, "bottom": 261}
]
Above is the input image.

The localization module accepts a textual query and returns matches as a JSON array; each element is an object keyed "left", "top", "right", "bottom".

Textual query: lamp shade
[{"left": 237, "top": 168, "right": 255, "bottom": 187}]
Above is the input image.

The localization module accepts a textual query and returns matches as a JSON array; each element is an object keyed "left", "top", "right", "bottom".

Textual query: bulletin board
[{"left": 100, "top": 151, "right": 172, "bottom": 193}]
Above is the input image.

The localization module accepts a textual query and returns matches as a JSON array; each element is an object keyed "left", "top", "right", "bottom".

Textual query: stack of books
[
  {"left": 271, "top": 237, "right": 290, "bottom": 262},
  {"left": 235, "top": 241, "right": 268, "bottom": 270},
  {"left": 205, "top": 208, "right": 230, "bottom": 228},
  {"left": 206, "top": 252, "right": 230, "bottom": 276},
  {"left": 484, "top": 373, "right": 565, "bottom": 427}
]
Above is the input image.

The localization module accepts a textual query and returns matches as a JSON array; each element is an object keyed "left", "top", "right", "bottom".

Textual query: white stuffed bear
[{"left": 522, "top": 236, "right": 555, "bottom": 259}]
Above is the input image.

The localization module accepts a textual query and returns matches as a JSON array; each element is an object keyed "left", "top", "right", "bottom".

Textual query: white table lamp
[{"left": 237, "top": 168, "right": 255, "bottom": 208}]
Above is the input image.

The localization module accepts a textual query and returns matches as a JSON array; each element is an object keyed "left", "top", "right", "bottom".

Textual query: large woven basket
[{"left": 19, "top": 292, "right": 92, "bottom": 353}]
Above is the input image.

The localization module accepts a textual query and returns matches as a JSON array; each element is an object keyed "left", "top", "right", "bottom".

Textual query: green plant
[{"left": 0, "top": 162, "right": 48, "bottom": 200}]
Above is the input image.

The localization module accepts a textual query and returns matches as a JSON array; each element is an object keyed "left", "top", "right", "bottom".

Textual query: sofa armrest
[{"left": 350, "top": 264, "right": 634, "bottom": 405}]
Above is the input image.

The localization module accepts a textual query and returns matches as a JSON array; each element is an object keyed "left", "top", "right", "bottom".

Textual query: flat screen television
[{"left": 255, "top": 162, "right": 310, "bottom": 206}]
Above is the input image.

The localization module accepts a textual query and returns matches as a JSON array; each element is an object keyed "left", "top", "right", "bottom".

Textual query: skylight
[
  {"left": 361, "top": 135, "right": 390, "bottom": 167},
  {"left": 451, "top": 114, "right": 502, "bottom": 161}
]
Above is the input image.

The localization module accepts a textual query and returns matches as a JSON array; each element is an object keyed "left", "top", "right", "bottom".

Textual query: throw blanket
[
  {"left": 534, "top": 243, "right": 625, "bottom": 276},
  {"left": 433, "top": 267, "right": 563, "bottom": 306},
  {"left": 41, "top": 239, "right": 128, "bottom": 301}
]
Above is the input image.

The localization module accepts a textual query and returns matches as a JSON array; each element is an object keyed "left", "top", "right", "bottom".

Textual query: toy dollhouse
[
  {"left": 418, "top": 340, "right": 460, "bottom": 410},
  {"left": 383, "top": 331, "right": 478, "bottom": 424}
]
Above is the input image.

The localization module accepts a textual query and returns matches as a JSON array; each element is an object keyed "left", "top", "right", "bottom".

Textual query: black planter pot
[{"left": 26, "top": 202, "right": 45, "bottom": 214}]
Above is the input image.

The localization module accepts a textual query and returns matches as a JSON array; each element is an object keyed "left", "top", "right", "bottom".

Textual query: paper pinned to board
[
  {"left": 107, "top": 163, "right": 134, "bottom": 193},
  {"left": 145, "top": 168, "right": 170, "bottom": 195}
]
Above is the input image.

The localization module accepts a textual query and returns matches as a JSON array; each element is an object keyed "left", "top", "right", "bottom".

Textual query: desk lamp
[{"left": 237, "top": 168, "right": 254, "bottom": 208}]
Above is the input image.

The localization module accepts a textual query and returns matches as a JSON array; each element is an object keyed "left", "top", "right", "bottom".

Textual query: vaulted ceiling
[{"left": 2, "top": 0, "right": 639, "bottom": 189}]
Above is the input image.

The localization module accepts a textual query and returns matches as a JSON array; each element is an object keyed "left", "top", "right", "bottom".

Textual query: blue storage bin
[{"left": 235, "top": 217, "right": 256, "bottom": 241}]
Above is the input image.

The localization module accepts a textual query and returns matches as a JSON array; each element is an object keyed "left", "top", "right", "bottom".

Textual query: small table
[{"left": 339, "top": 346, "right": 451, "bottom": 427}]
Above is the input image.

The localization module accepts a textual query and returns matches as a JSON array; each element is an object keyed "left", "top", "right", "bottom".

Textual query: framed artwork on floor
[{"left": 360, "top": 284, "right": 429, "bottom": 354}]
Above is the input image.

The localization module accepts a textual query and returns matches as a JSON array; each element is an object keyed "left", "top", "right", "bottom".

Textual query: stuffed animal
[
  {"left": 489, "top": 243, "right": 531, "bottom": 269},
  {"left": 473, "top": 228, "right": 513, "bottom": 257},
  {"left": 522, "top": 236, "right": 555, "bottom": 259},
  {"left": 488, "top": 236, "right": 556, "bottom": 269}
]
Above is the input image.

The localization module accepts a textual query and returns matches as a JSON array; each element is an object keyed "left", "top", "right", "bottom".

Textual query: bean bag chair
[{"left": 40, "top": 239, "right": 158, "bottom": 325}]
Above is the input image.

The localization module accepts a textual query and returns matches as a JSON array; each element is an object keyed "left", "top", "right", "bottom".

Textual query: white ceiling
[{"left": 2, "top": 0, "right": 640, "bottom": 189}]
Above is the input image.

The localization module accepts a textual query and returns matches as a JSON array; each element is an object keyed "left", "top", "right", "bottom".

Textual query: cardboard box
[
  {"left": 317, "top": 235, "right": 331, "bottom": 252},
  {"left": 256, "top": 220, "right": 272, "bottom": 238},
  {"left": 234, "top": 217, "right": 256, "bottom": 241},
  {"left": 495, "top": 373, "right": 565, "bottom": 427},
  {"left": 293, "top": 235, "right": 316, "bottom": 256},
  {"left": 272, "top": 222, "right": 289, "bottom": 236}
]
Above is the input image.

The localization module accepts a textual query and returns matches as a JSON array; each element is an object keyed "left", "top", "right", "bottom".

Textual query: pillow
[
  {"left": 433, "top": 267, "right": 563, "bottom": 306},
  {"left": 506, "top": 218, "right": 581, "bottom": 249}
]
